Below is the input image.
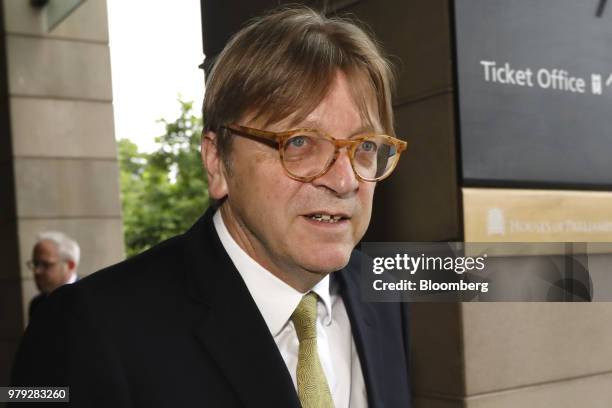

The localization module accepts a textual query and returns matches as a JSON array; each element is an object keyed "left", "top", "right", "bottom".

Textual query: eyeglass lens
[
  {"left": 27, "top": 260, "right": 58, "bottom": 270},
  {"left": 282, "top": 131, "right": 399, "bottom": 180}
]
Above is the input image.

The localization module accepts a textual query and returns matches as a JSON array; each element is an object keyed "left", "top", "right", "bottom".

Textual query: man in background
[{"left": 26, "top": 231, "right": 79, "bottom": 319}]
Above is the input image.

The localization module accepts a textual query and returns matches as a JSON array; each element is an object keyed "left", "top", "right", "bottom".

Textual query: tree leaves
[{"left": 118, "top": 100, "right": 209, "bottom": 258}]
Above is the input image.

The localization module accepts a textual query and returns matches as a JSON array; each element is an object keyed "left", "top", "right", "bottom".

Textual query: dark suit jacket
[
  {"left": 11, "top": 209, "right": 411, "bottom": 407},
  {"left": 28, "top": 277, "right": 80, "bottom": 321},
  {"left": 28, "top": 293, "right": 47, "bottom": 321}
]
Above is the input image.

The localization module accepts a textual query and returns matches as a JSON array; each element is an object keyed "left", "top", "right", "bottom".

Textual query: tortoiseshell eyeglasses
[{"left": 221, "top": 124, "right": 407, "bottom": 182}]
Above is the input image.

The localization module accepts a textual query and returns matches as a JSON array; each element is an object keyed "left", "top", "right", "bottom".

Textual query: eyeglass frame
[
  {"left": 26, "top": 259, "right": 65, "bottom": 271},
  {"left": 219, "top": 124, "right": 408, "bottom": 182}
]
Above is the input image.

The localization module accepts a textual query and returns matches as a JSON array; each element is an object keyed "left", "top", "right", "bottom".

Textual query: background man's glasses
[
  {"left": 26, "top": 260, "right": 61, "bottom": 270},
  {"left": 221, "top": 124, "right": 408, "bottom": 182}
]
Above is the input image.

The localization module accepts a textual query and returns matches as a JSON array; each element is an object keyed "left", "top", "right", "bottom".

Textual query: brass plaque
[{"left": 463, "top": 188, "right": 612, "bottom": 243}]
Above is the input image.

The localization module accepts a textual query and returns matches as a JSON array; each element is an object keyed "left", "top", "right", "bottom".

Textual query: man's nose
[{"left": 312, "top": 150, "right": 359, "bottom": 195}]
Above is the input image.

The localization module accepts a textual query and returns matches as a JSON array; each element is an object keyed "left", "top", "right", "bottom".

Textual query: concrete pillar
[
  {"left": 0, "top": 0, "right": 124, "bottom": 385},
  {"left": 357, "top": 0, "right": 460, "bottom": 243}
]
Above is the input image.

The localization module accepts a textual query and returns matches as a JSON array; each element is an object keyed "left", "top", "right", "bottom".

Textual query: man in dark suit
[
  {"left": 26, "top": 231, "right": 80, "bottom": 320},
  {"left": 11, "top": 6, "right": 411, "bottom": 407}
]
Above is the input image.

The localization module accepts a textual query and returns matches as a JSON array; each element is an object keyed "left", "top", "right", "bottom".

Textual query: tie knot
[{"left": 291, "top": 292, "right": 318, "bottom": 341}]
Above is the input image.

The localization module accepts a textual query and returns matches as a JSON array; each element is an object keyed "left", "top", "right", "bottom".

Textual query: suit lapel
[
  {"left": 184, "top": 209, "right": 301, "bottom": 408},
  {"left": 337, "top": 256, "right": 386, "bottom": 408}
]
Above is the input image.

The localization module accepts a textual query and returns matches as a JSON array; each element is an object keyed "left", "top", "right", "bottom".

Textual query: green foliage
[{"left": 118, "top": 100, "right": 209, "bottom": 258}]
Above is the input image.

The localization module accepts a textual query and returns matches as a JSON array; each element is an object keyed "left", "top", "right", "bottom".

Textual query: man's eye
[
  {"left": 360, "top": 140, "right": 377, "bottom": 152},
  {"left": 288, "top": 136, "right": 308, "bottom": 148}
]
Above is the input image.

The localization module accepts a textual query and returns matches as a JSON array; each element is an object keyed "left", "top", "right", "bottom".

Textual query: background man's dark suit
[
  {"left": 28, "top": 293, "right": 47, "bottom": 320},
  {"left": 11, "top": 208, "right": 411, "bottom": 407}
]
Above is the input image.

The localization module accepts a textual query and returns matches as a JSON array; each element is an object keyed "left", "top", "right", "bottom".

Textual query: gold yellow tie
[{"left": 291, "top": 292, "right": 335, "bottom": 408}]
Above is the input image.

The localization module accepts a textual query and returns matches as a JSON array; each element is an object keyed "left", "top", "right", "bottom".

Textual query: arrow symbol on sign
[
  {"left": 606, "top": 73, "right": 612, "bottom": 87},
  {"left": 596, "top": 0, "right": 608, "bottom": 17}
]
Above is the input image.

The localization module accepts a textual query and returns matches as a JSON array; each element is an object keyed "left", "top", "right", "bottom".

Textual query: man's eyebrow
[
  {"left": 348, "top": 126, "right": 376, "bottom": 137},
  {"left": 294, "top": 119, "right": 322, "bottom": 129},
  {"left": 296, "top": 120, "right": 375, "bottom": 137}
]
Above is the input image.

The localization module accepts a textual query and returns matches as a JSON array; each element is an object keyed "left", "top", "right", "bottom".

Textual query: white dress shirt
[{"left": 213, "top": 210, "right": 367, "bottom": 407}]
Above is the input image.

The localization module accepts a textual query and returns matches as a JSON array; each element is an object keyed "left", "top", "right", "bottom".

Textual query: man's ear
[
  {"left": 66, "top": 259, "right": 76, "bottom": 273},
  {"left": 202, "top": 131, "right": 229, "bottom": 200}
]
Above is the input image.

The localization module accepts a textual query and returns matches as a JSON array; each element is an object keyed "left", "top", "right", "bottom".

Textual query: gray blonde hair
[
  {"left": 203, "top": 5, "right": 395, "bottom": 166},
  {"left": 36, "top": 231, "right": 80, "bottom": 267}
]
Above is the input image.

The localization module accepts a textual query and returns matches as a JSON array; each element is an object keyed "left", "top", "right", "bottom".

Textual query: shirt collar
[{"left": 213, "top": 209, "right": 333, "bottom": 336}]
